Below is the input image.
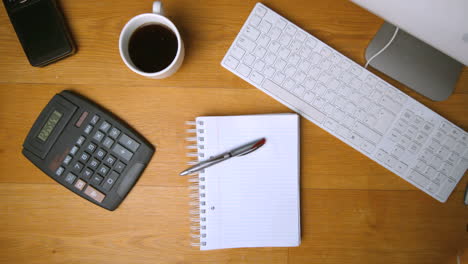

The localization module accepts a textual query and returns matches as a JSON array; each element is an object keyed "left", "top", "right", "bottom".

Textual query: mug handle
[{"left": 153, "top": 1, "right": 165, "bottom": 16}]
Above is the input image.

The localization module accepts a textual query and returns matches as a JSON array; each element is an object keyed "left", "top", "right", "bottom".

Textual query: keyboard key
[
  {"left": 243, "top": 53, "right": 256, "bottom": 66},
  {"left": 305, "top": 37, "right": 317, "bottom": 49},
  {"left": 263, "top": 80, "right": 325, "bottom": 123},
  {"left": 91, "top": 174, "right": 104, "bottom": 185},
  {"left": 76, "top": 136, "right": 86, "bottom": 146},
  {"left": 86, "top": 142, "right": 97, "bottom": 153},
  {"left": 74, "top": 179, "right": 86, "bottom": 191},
  {"left": 89, "top": 158, "right": 100, "bottom": 169},
  {"left": 55, "top": 166, "right": 65, "bottom": 176},
  {"left": 259, "top": 20, "right": 272, "bottom": 33},
  {"left": 264, "top": 52, "right": 276, "bottom": 65},
  {"left": 115, "top": 161, "right": 126, "bottom": 173},
  {"left": 64, "top": 173, "right": 77, "bottom": 185},
  {"left": 426, "top": 182, "right": 440, "bottom": 194},
  {"left": 395, "top": 162, "right": 408, "bottom": 174},
  {"left": 82, "top": 168, "right": 93, "bottom": 179},
  {"left": 352, "top": 122, "right": 382, "bottom": 144},
  {"left": 253, "top": 60, "right": 265, "bottom": 72},
  {"left": 254, "top": 46, "right": 267, "bottom": 58},
  {"left": 268, "top": 28, "right": 282, "bottom": 41},
  {"left": 408, "top": 170, "right": 430, "bottom": 188},
  {"left": 380, "top": 96, "right": 402, "bottom": 114},
  {"left": 90, "top": 114, "right": 100, "bottom": 125},
  {"left": 72, "top": 162, "right": 84, "bottom": 173},
  {"left": 273, "top": 72, "right": 285, "bottom": 84},
  {"left": 109, "top": 127, "right": 121, "bottom": 139},
  {"left": 258, "top": 34, "right": 270, "bottom": 47},
  {"left": 79, "top": 152, "right": 90, "bottom": 163},
  {"left": 104, "top": 155, "right": 117, "bottom": 166},
  {"left": 279, "top": 33, "right": 292, "bottom": 46},
  {"left": 103, "top": 171, "right": 120, "bottom": 191},
  {"left": 255, "top": 5, "right": 267, "bottom": 16},
  {"left": 99, "top": 121, "right": 111, "bottom": 133},
  {"left": 237, "top": 63, "right": 251, "bottom": 77},
  {"left": 112, "top": 144, "right": 134, "bottom": 162},
  {"left": 249, "top": 15, "right": 262, "bottom": 26},
  {"left": 324, "top": 118, "right": 338, "bottom": 132},
  {"left": 250, "top": 71, "right": 264, "bottom": 85},
  {"left": 238, "top": 36, "right": 256, "bottom": 52},
  {"left": 95, "top": 148, "right": 107, "bottom": 160},
  {"left": 103, "top": 137, "right": 114, "bottom": 149},
  {"left": 375, "top": 149, "right": 387, "bottom": 162},
  {"left": 230, "top": 45, "right": 245, "bottom": 60},
  {"left": 264, "top": 66, "right": 275, "bottom": 78},
  {"left": 63, "top": 155, "right": 72, "bottom": 165},
  {"left": 77, "top": 113, "right": 90, "bottom": 130},
  {"left": 70, "top": 146, "right": 79, "bottom": 155},
  {"left": 84, "top": 186, "right": 105, "bottom": 203},
  {"left": 117, "top": 134, "right": 139, "bottom": 153},
  {"left": 275, "top": 18, "right": 287, "bottom": 29},
  {"left": 84, "top": 125, "right": 93, "bottom": 134},
  {"left": 285, "top": 24, "right": 296, "bottom": 35},
  {"left": 97, "top": 164, "right": 110, "bottom": 177},
  {"left": 93, "top": 130, "right": 105, "bottom": 142},
  {"left": 244, "top": 25, "right": 260, "bottom": 40}
]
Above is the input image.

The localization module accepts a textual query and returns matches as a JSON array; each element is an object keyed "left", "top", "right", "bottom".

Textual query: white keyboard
[{"left": 221, "top": 3, "right": 468, "bottom": 202}]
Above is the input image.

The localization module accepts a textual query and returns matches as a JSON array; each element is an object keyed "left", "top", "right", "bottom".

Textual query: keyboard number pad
[{"left": 58, "top": 113, "right": 142, "bottom": 202}]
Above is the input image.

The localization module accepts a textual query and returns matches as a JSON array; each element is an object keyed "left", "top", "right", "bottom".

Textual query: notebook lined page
[{"left": 197, "top": 114, "right": 300, "bottom": 250}]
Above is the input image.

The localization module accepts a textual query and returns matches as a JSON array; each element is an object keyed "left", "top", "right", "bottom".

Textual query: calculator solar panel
[{"left": 22, "top": 90, "right": 155, "bottom": 210}]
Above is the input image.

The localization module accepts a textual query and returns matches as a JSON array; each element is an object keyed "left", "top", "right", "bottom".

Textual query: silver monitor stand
[{"left": 365, "top": 22, "right": 463, "bottom": 101}]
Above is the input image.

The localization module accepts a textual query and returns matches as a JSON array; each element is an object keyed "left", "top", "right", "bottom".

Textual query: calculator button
[
  {"left": 95, "top": 148, "right": 107, "bottom": 160},
  {"left": 79, "top": 152, "right": 90, "bottom": 163},
  {"left": 63, "top": 155, "right": 72, "bottom": 165},
  {"left": 112, "top": 144, "right": 134, "bottom": 161},
  {"left": 86, "top": 142, "right": 97, "bottom": 153},
  {"left": 74, "top": 179, "right": 86, "bottom": 191},
  {"left": 55, "top": 166, "right": 65, "bottom": 176},
  {"left": 76, "top": 136, "right": 86, "bottom": 146},
  {"left": 75, "top": 111, "right": 89, "bottom": 128},
  {"left": 97, "top": 164, "right": 110, "bottom": 176},
  {"left": 118, "top": 134, "right": 140, "bottom": 152},
  {"left": 109, "top": 127, "right": 121, "bottom": 139},
  {"left": 82, "top": 168, "right": 93, "bottom": 179},
  {"left": 93, "top": 131, "right": 105, "bottom": 142},
  {"left": 64, "top": 172, "right": 77, "bottom": 184},
  {"left": 70, "top": 146, "right": 79, "bottom": 155},
  {"left": 84, "top": 186, "right": 106, "bottom": 203},
  {"left": 84, "top": 125, "right": 93, "bottom": 134},
  {"left": 90, "top": 114, "right": 100, "bottom": 125},
  {"left": 104, "top": 155, "right": 116, "bottom": 166},
  {"left": 91, "top": 174, "right": 104, "bottom": 185},
  {"left": 102, "top": 137, "right": 114, "bottom": 149},
  {"left": 115, "top": 161, "right": 126, "bottom": 173},
  {"left": 99, "top": 121, "right": 111, "bottom": 133},
  {"left": 103, "top": 171, "right": 120, "bottom": 191},
  {"left": 89, "top": 158, "right": 100, "bottom": 169},
  {"left": 72, "top": 162, "right": 84, "bottom": 173}
]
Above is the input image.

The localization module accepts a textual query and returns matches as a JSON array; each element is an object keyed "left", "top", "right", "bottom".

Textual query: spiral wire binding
[{"left": 186, "top": 120, "right": 207, "bottom": 248}]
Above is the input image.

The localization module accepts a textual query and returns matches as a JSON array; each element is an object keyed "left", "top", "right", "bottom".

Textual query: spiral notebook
[{"left": 186, "top": 114, "right": 301, "bottom": 250}]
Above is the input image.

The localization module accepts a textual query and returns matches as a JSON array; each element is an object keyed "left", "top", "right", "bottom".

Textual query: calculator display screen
[{"left": 37, "top": 110, "right": 63, "bottom": 142}]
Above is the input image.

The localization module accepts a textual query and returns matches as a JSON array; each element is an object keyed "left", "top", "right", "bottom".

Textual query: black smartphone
[{"left": 3, "top": 0, "right": 76, "bottom": 67}]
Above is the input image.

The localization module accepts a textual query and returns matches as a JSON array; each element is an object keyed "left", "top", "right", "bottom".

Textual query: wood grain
[{"left": 0, "top": 0, "right": 467, "bottom": 263}]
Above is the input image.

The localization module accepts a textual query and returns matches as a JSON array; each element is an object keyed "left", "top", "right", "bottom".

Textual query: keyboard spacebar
[{"left": 262, "top": 79, "right": 326, "bottom": 123}]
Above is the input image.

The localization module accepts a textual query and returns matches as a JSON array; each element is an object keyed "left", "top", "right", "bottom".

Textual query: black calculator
[{"left": 22, "top": 90, "right": 155, "bottom": 210}]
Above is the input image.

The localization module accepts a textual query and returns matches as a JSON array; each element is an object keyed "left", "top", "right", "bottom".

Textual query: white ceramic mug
[{"left": 119, "top": 1, "right": 184, "bottom": 79}]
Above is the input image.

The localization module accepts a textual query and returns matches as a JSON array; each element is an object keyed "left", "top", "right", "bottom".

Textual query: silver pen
[{"left": 179, "top": 138, "right": 266, "bottom": 176}]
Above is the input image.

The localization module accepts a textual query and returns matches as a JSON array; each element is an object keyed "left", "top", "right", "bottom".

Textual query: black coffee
[{"left": 128, "top": 24, "right": 178, "bottom": 73}]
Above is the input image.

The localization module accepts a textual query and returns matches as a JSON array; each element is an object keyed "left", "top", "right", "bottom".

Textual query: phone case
[{"left": 3, "top": 0, "right": 76, "bottom": 67}]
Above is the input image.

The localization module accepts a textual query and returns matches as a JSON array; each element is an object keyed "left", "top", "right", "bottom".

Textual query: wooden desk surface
[{"left": 0, "top": 0, "right": 467, "bottom": 263}]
